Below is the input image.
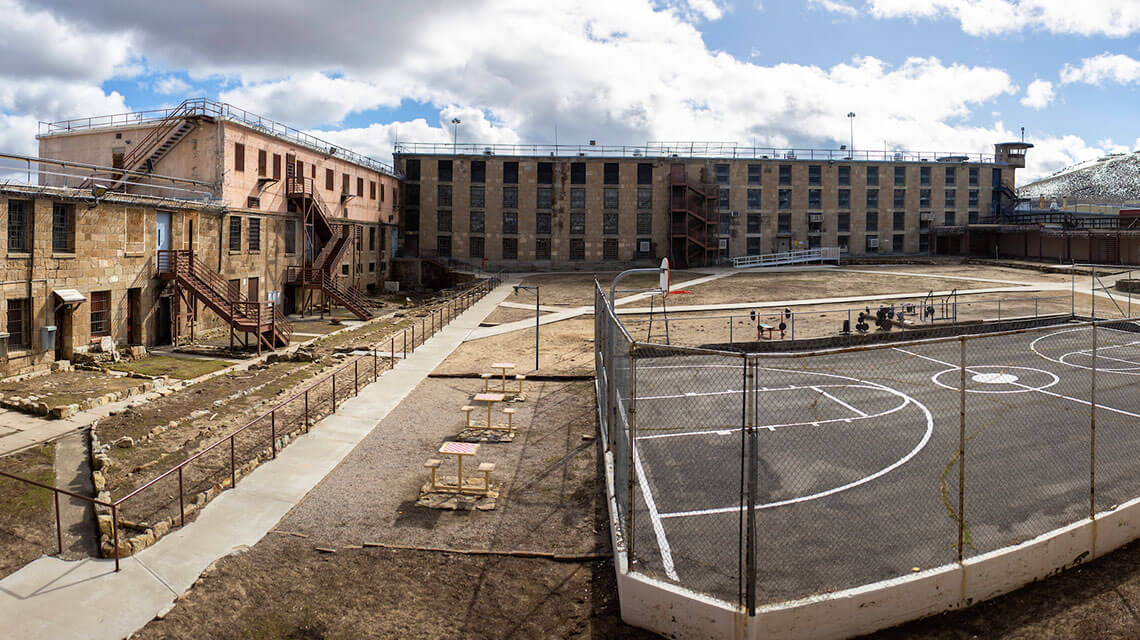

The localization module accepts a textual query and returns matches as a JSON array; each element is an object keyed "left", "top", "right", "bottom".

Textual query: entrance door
[
  {"left": 777, "top": 237, "right": 791, "bottom": 253},
  {"left": 305, "top": 224, "right": 315, "bottom": 263},
  {"left": 185, "top": 217, "right": 194, "bottom": 253},
  {"left": 53, "top": 308, "right": 67, "bottom": 361},
  {"left": 155, "top": 297, "right": 172, "bottom": 345},
  {"left": 127, "top": 288, "right": 141, "bottom": 345},
  {"left": 156, "top": 211, "right": 172, "bottom": 256},
  {"left": 247, "top": 277, "right": 259, "bottom": 302}
]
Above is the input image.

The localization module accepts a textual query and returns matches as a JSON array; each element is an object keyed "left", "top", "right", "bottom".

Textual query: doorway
[
  {"left": 247, "top": 277, "right": 259, "bottom": 303},
  {"left": 155, "top": 297, "right": 172, "bottom": 345},
  {"left": 53, "top": 308, "right": 70, "bottom": 361},
  {"left": 777, "top": 237, "right": 791, "bottom": 253},
  {"left": 156, "top": 211, "right": 172, "bottom": 255},
  {"left": 127, "top": 288, "right": 141, "bottom": 345}
]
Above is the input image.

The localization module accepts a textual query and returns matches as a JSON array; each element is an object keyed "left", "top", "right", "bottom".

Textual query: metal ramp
[{"left": 731, "top": 247, "right": 841, "bottom": 268}]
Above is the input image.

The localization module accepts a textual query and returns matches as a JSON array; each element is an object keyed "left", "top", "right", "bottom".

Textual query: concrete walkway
[{"left": 0, "top": 283, "right": 513, "bottom": 640}]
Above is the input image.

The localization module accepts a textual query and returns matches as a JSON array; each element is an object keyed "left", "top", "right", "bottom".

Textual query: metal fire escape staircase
[
  {"left": 109, "top": 99, "right": 202, "bottom": 190},
  {"left": 669, "top": 163, "right": 719, "bottom": 269},
  {"left": 284, "top": 177, "right": 375, "bottom": 320},
  {"left": 157, "top": 250, "right": 292, "bottom": 353}
]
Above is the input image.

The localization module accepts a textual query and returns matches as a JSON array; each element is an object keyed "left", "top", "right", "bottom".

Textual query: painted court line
[
  {"left": 618, "top": 391, "right": 679, "bottom": 582},
  {"left": 813, "top": 386, "right": 869, "bottom": 417}
]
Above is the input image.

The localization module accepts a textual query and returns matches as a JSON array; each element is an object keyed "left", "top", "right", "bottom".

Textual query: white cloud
[
  {"left": 1060, "top": 53, "right": 1140, "bottom": 85},
  {"left": 154, "top": 75, "right": 191, "bottom": 96},
  {"left": 1020, "top": 79, "right": 1054, "bottom": 109},
  {"left": 864, "top": 0, "right": 1140, "bottom": 37},
  {"left": 809, "top": 0, "right": 858, "bottom": 17}
]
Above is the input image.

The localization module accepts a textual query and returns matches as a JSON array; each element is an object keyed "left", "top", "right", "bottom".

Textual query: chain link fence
[{"left": 596, "top": 278, "right": 1140, "bottom": 613}]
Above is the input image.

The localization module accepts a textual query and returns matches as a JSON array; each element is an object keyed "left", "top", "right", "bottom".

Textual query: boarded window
[
  {"left": 257, "top": 150, "right": 267, "bottom": 177},
  {"left": 229, "top": 216, "right": 241, "bottom": 252},
  {"left": 284, "top": 219, "right": 296, "bottom": 254},
  {"left": 90, "top": 291, "right": 111, "bottom": 338},
  {"left": 604, "top": 238, "right": 619, "bottom": 259},
  {"left": 234, "top": 143, "right": 245, "bottom": 172},
  {"left": 342, "top": 173, "right": 350, "bottom": 193},
  {"left": 126, "top": 209, "right": 144, "bottom": 248},
  {"left": 248, "top": 217, "right": 261, "bottom": 251},
  {"left": 357, "top": 177, "right": 364, "bottom": 197},
  {"left": 370, "top": 181, "right": 377, "bottom": 199},
  {"left": 272, "top": 154, "right": 281, "bottom": 180},
  {"left": 326, "top": 168, "right": 334, "bottom": 191}
]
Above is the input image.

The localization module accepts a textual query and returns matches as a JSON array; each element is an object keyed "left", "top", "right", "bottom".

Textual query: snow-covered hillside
[{"left": 1019, "top": 153, "right": 1140, "bottom": 202}]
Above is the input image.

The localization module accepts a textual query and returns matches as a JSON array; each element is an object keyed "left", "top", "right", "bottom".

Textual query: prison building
[
  {"left": 394, "top": 141, "right": 1029, "bottom": 268},
  {"left": 37, "top": 98, "right": 401, "bottom": 315}
]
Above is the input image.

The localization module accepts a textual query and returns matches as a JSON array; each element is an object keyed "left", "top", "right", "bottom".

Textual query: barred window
[
  {"left": 470, "top": 211, "right": 484, "bottom": 233},
  {"left": 778, "top": 213, "right": 791, "bottom": 233},
  {"left": 6, "top": 298, "right": 29, "bottom": 347},
  {"left": 537, "top": 187, "right": 553, "bottom": 209},
  {"left": 438, "top": 210, "right": 452, "bottom": 233},
  {"left": 52, "top": 203, "right": 75, "bottom": 252},
  {"left": 535, "top": 237, "right": 551, "bottom": 259},
  {"left": 945, "top": 167, "right": 956, "bottom": 186},
  {"left": 570, "top": 212, "right": 585, "bottom": 235},
  {"left": 503, "top": 187, "right": 518, "bottom": 209},
  {"left": 604, "top": 188, "right": 618, "bottom": 210},
  {"left": 778, "top": 165, "right": 791, "bottom": 185},
  {"left": 838, "top": 165, "right": 850, "bottom": 186},
  {"left": 503, "top": 161, "right": 519, "bottom": 184},
  {"left": 808, "top": 165, "right": 821, "bottom": 186},
  {"left": 808, "top": 189, "right": 821, "bottom": 210},
  {"left": 90, "top": 290, "right": 111, "bottom": 338},
  {"left": 715, "top": 164, "right": 730, "bottom": 185},
  {"left": 893, "top": 189, "right": 906, "bottom": 209},
  {"left": 969, "top": 167, "right": 979, "bottom": 186},
  {"left": 866, "top": 189, "right": 878, "bottom": 209},
  {"left": 570, "top": 188, "right": 585, "bottom": 210},
  {"left": 919, "top": 189, "right": 931, "bottom": 209},
  {"left": 438, "top": 160, "right": 452, "bottom": 182},
  {"left": 637, "top": 188, "right": 652, "bottom": 210},
  {"left": 636, "top": 212, "right": 652, "bottom": 235},
  {"left": 866, "top": 166, "right": 878, "bottom": 186},
  {"left": 945, "top": 211, "right": 956, "bottom": 226},
  {"left": 838, "top": 189, "right": 850, "bottom": 209},
  {"left": 604, "top": 238, "right": 619, "bottom": 259},
  {"left": 470, "top": 160, "right": 485, "bottom": 183},
  {"left": 866, "top": 211, "right": 879, "bottom": 231},
  {"left": 603, "top": 163, "right": 619, "bottom": 184},
  {"left": 535, "top": 212, "right": 551, "bottom": 235},
  {"left": 438, "top": 184, "right": 452, "bottom": 207},
  {"left": 603, "top": 213, "right": 619, "bottom": 235},
  {"left": 248, "top": 217, "right": 261, "bottom": 251},
  {"left": 920, "top": 166, "right": 931, "bottom": 186},
  {"left": 570, "top": 163, "right": 585, "bottom": 184},
  {"left": 719, "top": 188, "right": 730, "bottom": 210},
  {"left": 437, "top": 235, "right": 451, "bottom": 258},
  {"left": 503, "top": 212, "right": 518, "bottom": 235},
  {"left": 502, "top": 237, "right": 518, "bottom": 259},
  {"left": 8, "top": 200, "right": 29, "bottom": 252},
  {"left": 569, "top": 238, "right": 585, "bottom": 260},
  {"left": 945, "top": 189, "right": 956, "bottom": 208},
  {"left": 747, "top": 188, "right": 762, "bottom": 210},
  {"left": 778, "top": 189, "right": 791, "bottom": 210},
  {"left": 747, "top": 164, "right": 762, "bottom": 185},
  {"left": 470, "top": 186, "right": 485, "bottom": 208},
  {"left": 969, "top": 190, "right": 979, "bottom": 207},
  {"left": 894, "top": 166, "right": 906, "bottom": 186},
  {"left": 470, "top": 236, "right": 484, "bottom": 259},
  {"left": 893, "top": 211, "right": 906, "bottom": 230},
  {"left": 747, "top": 213, "right": 762, "bottom": 234},
  {"left": 229, "top": 216, "right": 241, "bottom": 252},
  {"left": 747, "top": 236, "right": 763, "bottom": 255},
  {"left": 837, "top": 213, "right": 850, "bottom": 232}
]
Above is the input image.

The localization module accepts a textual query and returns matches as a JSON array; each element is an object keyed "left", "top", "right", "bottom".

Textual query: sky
[{"left": 4, "top": 0, "right": 1140, "bottom": 182}]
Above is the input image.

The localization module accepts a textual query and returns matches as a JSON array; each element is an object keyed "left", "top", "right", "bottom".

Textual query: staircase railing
[{"left": 118, "top": 99, "right": 197, "bottom": 176}]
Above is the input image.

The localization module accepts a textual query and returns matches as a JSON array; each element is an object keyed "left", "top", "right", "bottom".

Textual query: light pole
[
  {"left": 846, "top": 112, "right": 856, "bottom": 155},
  {"left": 451, "top": 118, "right": 461, "bottom": 154},
  {"left": 513, "top": 284, "right": 540, "bottom": 371}
]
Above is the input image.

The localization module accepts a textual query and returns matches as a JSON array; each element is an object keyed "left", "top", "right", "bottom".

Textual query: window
[
  {"left": 748, "top": 164, "right": 762, "bottom": 185},
  {"left": 571, "top": 162, "right": 585, "bottom": 184},
  {"left": 234, "top": 143, "right": 245, "bottom": 172},
  {"left": 604, "top": 238, "right": 619, "bottom": 260},
  {"left": 257, "top": 149, "right": 267, "bottom": 177},
  {"left": 866, "top": 166, "right": 879, "bottom": 186},
  {"left": 808, "top": 235, "right": 821, "bottom": 249},
  {"left": 502, "top": 237, "right": 518, "bottom": 259},
  {"left": 537, "top": 187, "right": 553, "bottom": 209},
  {"left": 342, "top": 173, "right": 350, "bottom": 194},
  {"left": 503, "top": 161, "right": 519, "bottom": 184},
  {"left": 919, "top": 233, "right": 930, "bottom": 253},
  {"left": 893, "top": 234, "right": 904, "bottom": 252},
  {"left": 381, "top": 184, "right": 385, "bottom": 201},
  {"left": 779, "top": 165, "right": 791, "bottom": 185},
  {"left": 893, "top": 189, "right": 906, "bottom": 209},
  {"left": 470, "top": 211, "right": 484, "bottom": 233},
  {"left": 438, "top": 184, "right": 452, "bottom": 207},
  {"left": 808, "top": 189, "right": 821, "bottom": 210},
  {"left": 866, "top": 189, "right": 879, "bottom": 209},
  {"left": 469, "top": 236, "right": 484, "bottom": 259},
  {"left": 405, "top": 159, "right": 421, "bottom": 181},
  {"left": 893, "top": 211, "right": 906, "bottom": 231},
  {"left": 969, "top": 211, "right": 979, "bottom": 224},
  {"left": 229, "top": 216, "right": 241, "bottom": 251},
  {"left": 570, "top": 212, "right": 585, "bottom": 235},
  {"left": 248, "top": 217, "right": 261, "bottom": 251},
  {"left": 866, "top": 211, "right": 879, "bottom": 231},
  {"left": 370, "top": 181, "right": 377, "bottom": 199},
  {"left": 808, "top": 165, "right": 821, "bottom": 186},
  {"left": 945, "top": 167, "right": 956, "bottom": 186},
  {"left": 90, "top": 290, "right": 110, "bottom": 338},
  {"left": 285, "top": 219, "right": 297, "bottom": 254},
  {"left": 778, "top": 189, "right": 791, "bottom": 210},
  {"left": 715, "top": 164, "right": 730, "bottom": 185},
  {"left": 747, "top": 188, "right": 762, "bottom": 210},
  {"left": 944, "top": 211, "right": 956, "bottom": 226},
  {"left": 894, "top": 166, "right": 906, "bottom": 186},
  {"left": 404, "top": 209, "right": 419, "bottom": 232},
  {"left": 969, "top": 167, "right": 979, "bottom": 186},
  {"left": 838, "top": 189, "right": 850, "bottom": 209},
  {"left": 747, "top": 236, "right": 763, "bottom": 255},
  {"left": 438, "top": 160, "right": 453, "bottom": 182},
  {"left": 837, "top": 213, "right": 850, "bottom": 233},
  {"left": 603, "top": 213, "right": 619, "bottom": 235},
  {"left": 470, "top": 186, "right": 485, "bottom": 208},
  {"left": 535, "top": 237, "right": 551, "bottom": 259},
  {"left": 536, "top": 213, "right": 551, "bottom": 234},
  {"left": 638, "top": 163, "right": 653, "bottom": 185},
  {"left": 569, "top": 238, "right": 585, "bottom": 260},
  {"left": 919, "top": 189, "right": 931, "bottom": 208},
  {"left": 326, "top": 168, "right": 334, "bottom": 191},
  {"left": 604, "top": 162, "right": 619, "bottom": 184},
  {"left": 778, "top": 213, "right": 791, "bottom": 233},
  {"left": 437, "top": 235, "right": 451, "bottom": 258},
  {"left": 719, "top": 213, "right": 730, "bottom": 236},
  {"left": 369, "top": 262, "right": 375, "bottom": 273},
  {"left": 537, "top": 162, "right": 553, "bottom": 184},
  {"left": 503, "top": 212, "right": 518, "bottom": 234},
  {"left": 570, "top": 188, "right": 585, "bottom": 210},
  {"left": 272, "top": 154, "right": 281, "bottom": 180},
  {"left": 354, "top": 177, "right": 363, "bottom": 197},
  {"left": 6, "top": 298, "right": 29, "bottom": 347},
  {"left": 945, "top": 190, "right": 956, "bottom": 208},
  {"left": 405, "top": 184, "right": 420, "bottom": 207},
  {"left": 969, "top": 190, "right": 979, "bottom": 208},
  {"left": 637, "top": 188, "right": 652, "bottom": 210},
  {"left": 503, "top": 186, "right": 518, "bottom": 209},
  {"left": 838, "top": 165, "right": 850, "bottom": 186},
  {"left": 468, "top": 160, "right": 485, "bottom": 183},
  {"left": 993, "top": 168, "right": 1003, "bottom": 186},
  {"left": 747, "top": 213, "right": 762, "bottom": 234},
  {"left": 342, "top": 264, "right": 349, "bottom": 276},
  {"left": 437, "top": 210, "right": 452, "bottom": 233},
  {"left": 52, "top": 203, "right": 74, "bottom": 252},
  {"left": 8, "top": 200, "right": 29, "bottom": 252},
  {"left": 637, "top": 212, "right": 652, "bottom": 235},
  {"left": 920, "top": 166, "right": 930, "bottom": 186},
  {"left": 604, "top": 188, "right": 619, "bottom": 209},
  {"left": 719, "top": 188, "right": 730, "bottom": 210}
]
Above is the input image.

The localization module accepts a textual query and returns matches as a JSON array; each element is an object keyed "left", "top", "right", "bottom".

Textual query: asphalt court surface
[{"left": 625, "top": 322, "right": 1140, "bottom": 604}]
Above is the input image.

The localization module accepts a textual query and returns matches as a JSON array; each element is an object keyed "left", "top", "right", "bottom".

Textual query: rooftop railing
[
  {"left": 394, "top": 141, "right": 998, "bottom": 164},
  {"left": 39, "top": 98, "right": 400, "bottom": 179}
]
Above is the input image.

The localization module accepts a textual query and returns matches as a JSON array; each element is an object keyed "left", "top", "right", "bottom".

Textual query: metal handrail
[
  {"left": 118, "top": 100, "right": 197, "bottom": 176},
  {"left": 732, "top": 247, "right": 841, "bottom": 268}
]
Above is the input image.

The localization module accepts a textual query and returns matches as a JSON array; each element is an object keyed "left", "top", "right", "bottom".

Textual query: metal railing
[
  {"left": 395, "top": 141, "right": 998, "bottom": 164},
  {"left": 40, "top": 98, "right": 400, "bottom": 179},
  {"left": 0, "top": 152, "right": 217, "bottom": 202},
  {"left": 731, "top": 247, "right": 841, "bottom": 268}
]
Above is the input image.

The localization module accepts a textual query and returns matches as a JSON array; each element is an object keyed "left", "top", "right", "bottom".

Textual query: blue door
[{"left": 156, "top": 211, "right": 172, "bottom": 253}]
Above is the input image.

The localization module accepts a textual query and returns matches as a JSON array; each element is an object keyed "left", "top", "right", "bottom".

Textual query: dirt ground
[
  {"left": 0, "top": 444, "right": 55, "bottom": 580},
  {"left": 108, "top": 355, "right": 231, "bottom": 380},
  {"left": 481, "top": 305, "right": 555, "bottom": 325},
  {"left": 131, "top": 378, "right": 654, "bottom": 639},
  {"left": 520, "top": 270, "right": 708, "bottom": 307},
  {"left": 0, "top": 370, "right": 148, "bottom": 410},
  {"left": 436, "top": 317, "right": 596, "bottom": 376}
]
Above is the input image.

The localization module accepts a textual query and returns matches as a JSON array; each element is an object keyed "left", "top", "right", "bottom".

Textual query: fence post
[
  {"left": 230, "top": 435, "right": 236, "bottom": 488},
  {"left": 332, "top": 372, "right": 337, "bottom": 412},
  {"left": 304, "top": 389, "right": 310, "bottom": 432},
  {"left": 271, "top": 411, "right": 277, "bottom": 458},
  {"left": 355, "top": 360, "right": 359, "bottom": 396},
  {"left": 112, "top": 503, "right": 120, "bottom": 572},
  {"left": 373, "top": 348, "right": 377, "bottom": 380},
  {"left": 958, "top": 337, "right": 966, "bottom": 563},
  {"left": 729, "top": 316, "right": 733, "bottom": 345},
  {"left": 745, "top": 357, "right": 757, "bottom": 615},
  {"left": 403, "top": 329, "right": 407, "bottom": 357},
  {"left": 627, "top": 342, "right": 637, "bottom": 566},
  {"left": 391, "top": 336, "right": 395, "bottom": 365},
  {"left": 54, "top": 491, "right": 62, "bottom": 555},
  {"left": 178, "top": 467, "right": 185, "bottom": 527},
  {"left": 1091, "top": 320, "right": 1097, "bottom": 518}
]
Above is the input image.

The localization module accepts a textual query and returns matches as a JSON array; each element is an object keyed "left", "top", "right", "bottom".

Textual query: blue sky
[{"left": 5, "top": 0, "right": 1140, "bottom": 182}]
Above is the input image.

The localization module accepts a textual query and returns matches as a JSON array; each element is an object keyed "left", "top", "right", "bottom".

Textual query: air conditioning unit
[
  {"left": 808, "top": 213, "right": 823, "bottom": 223},
  {"left": 730, "top": 210, "right": 740, "bottom": 218},
  {"left": 867, "top": 237, "right": 880, "bottom": 248},
  {"left": 919, "top": 212, "right": 934, "bottom": 221}
]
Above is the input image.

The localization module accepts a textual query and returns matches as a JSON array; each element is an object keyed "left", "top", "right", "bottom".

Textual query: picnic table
[
  {"left": 438, "top": 441, "right": 480, "bottom": 490},
  {"left": 491, "top": 362, "right": 515, "bottom": 392},
  {"left": 473, "top": 392, "right": 506, "bottom": 428}
]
